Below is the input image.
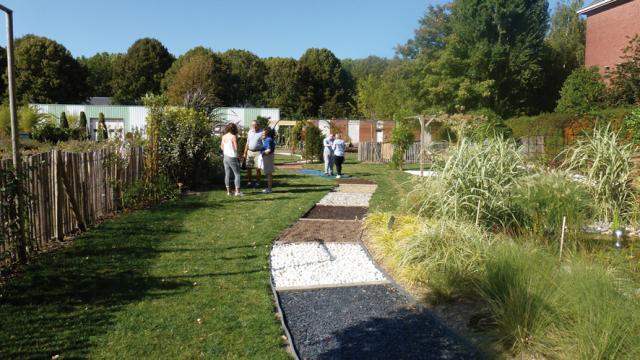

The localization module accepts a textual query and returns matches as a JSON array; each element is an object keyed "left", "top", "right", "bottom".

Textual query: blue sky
[{"left": 0, "top": 0, "right": 450, "bottom": 59}]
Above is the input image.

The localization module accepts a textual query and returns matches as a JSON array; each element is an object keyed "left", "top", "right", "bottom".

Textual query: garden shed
[{"left": 32, "top": 104, "right": 148, "bottom": 140}]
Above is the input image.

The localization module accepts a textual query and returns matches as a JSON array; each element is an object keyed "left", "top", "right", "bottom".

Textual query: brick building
[{"left": 578, "top": 0, "right": 640, "bottom": 77}]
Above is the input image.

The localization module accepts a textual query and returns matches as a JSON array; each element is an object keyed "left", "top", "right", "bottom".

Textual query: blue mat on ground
[{"left": 297, "top": 169, "right": 352, "bottom": 179}]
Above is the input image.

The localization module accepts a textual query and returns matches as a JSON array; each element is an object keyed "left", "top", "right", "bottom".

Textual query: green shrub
[
  {"left": 608, "top": 35, "right": 640, "bottom": 106},
  {"left": 410, "top": 137, "right": 525, "bottom": 230},
  {"left": 390, "top": 122, "right": 414, "bottom": 170},
  {"left": 620, "top": 107, "right": 640, "bottom": 146},
  {"left": 59, "top": 112, "right": 69, "bottom": 129},
  {"left": 561, "top": 125, "right": 637, "bottom": 223},
  {"left": 556, "top": 66, "right": 606, "bottom": 115},
  {"left": 512, "top": 171, "right": 592, "bottom": 238},
  {"left": 122, "top": 176, "right": 177, "bottom": 209},
  {"left": 157, "top": 107, "right": 219, "bottom": 188},
  {"left": 303, "top": 124, "right": 323, "bottom": 162},
  {"left": 79, "top": 111, "right": 87, "bottom": 129},
  {"left": 32, "top": 123, "right": 70, "bottom": 143},
  {"left": 97, "top": 112, "right": 108, "bottom": 141}
]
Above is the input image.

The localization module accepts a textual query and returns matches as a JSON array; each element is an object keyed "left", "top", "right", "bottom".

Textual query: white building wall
[{"left": 348, "top": 120, "right": 360, "bottom": 144}]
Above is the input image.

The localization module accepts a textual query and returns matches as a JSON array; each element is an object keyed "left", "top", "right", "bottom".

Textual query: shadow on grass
[
  {"left": 317, "top": 308, "right": 482, "bottom": 360},
  {"left": 0, "top": 197, "right": 210, "bottom": 359}
]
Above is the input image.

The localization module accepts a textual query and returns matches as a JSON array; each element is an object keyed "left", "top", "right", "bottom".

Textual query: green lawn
[{"left": 0, "top": 172, "right": 332, "bottom": 359}]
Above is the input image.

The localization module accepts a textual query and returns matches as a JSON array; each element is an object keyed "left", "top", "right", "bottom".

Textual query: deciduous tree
[
  {"left": 79, "top": 52, "right": 122, "bottom": 97},
  {"left": 14, "top": 35, "right": 88, "bottom": 103},
  {"left": 219, "top": 49, "right": 267, "bottom": 106},
  {"left": 263, "top": 57, "right": 300, "bottom": 118},
  {"left": 112, "top": 38, "right": 174, "bottom": 104}
]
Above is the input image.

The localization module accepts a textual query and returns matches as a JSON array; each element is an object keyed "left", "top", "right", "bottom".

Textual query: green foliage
[
  {"left": 556, "top": 66, "right": 606, "bottom": 115},
  {"left": 14, "top": 35, "right": 88, "bottom": 103},
  {"left": 476, "top": 242, "right": 557, "bottom": 354},
  {"left": 219, "top": 49, "right": 267, "bottom": 107},
  {"left": 609, "top": 35, "right": 640, "bottom": 106},
  {"left": 59, "top": 112, "right": 69, "bottom": 129},
  {"left": 263, "top": 57, "right": 300, "bottom": 118},
  {"left": 302, "top": 124, "right": 323, "bottom": 162},
  {"left": 541, "top": 0, "right": 586, "bottom": 112},
  {"left": 410, "top": 137, "right": 525, "bottom": 229},
  {"left": 164, "top": 48, "right": 227, "bottom": 112},
  {"left": 255, "top": 116, "right": 270, "bottom": 130},
  {"left": 155, "top": 106, "right": 221, "bottom": 188},
  {"left": 620, "top": 107, "right": 640, "bottom": 146},
  {"left": 122, "top": 176, "right": 177, "bottom": 209},
  {"left": 79, "top": 111, "right": 87, "bottom": 129},
  {"left": 96, "top": 112, "right": 108, "bottom": 141},
  {"left": 298, "top": 48, "right": 354, "bottom": 118},
  {"left": 395, "top": 4, "right": 452, "bottom": 59},
  {"left": 78, "top": 52, "right": 121, "bottom": 96},
  {"left": 390, "top": 123, "right": 414, "bottom": 170},
  {"left": 31, "top": 123, "right": 70, "bottom": 143},
  {"left": 561, "top": 125, "right": 637, "bottom": 223},
  {"left": 112, "top": 38, "right": 175, "bottom": 104},
  {"left": 512, "top": 171, "right": 592, "bottom": 237},
  {"left": 341, "top": 56, "right": 390, "bottom": 83},
  {"left": 442, "top": 0, "right": 550, "bottom": 117}
]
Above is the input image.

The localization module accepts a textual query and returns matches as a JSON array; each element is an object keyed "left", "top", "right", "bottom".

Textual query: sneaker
[
  {"left": 246, "top": 182, "right": 253, "bottom": 187},
  {"left": 254, "top": 182, "right": 260, "bottom": 188},
  {"left": 262, "top": 188, "right": 272, "bottom": 194},
  {"left": 336, "top": 175, "right": 341, "bottom": 179},
  {"left": 234, "top": 192, "right": 244, "bottom": 197},
  {"left": 227, "top": 192, "right": 232, "bottom": 196}
]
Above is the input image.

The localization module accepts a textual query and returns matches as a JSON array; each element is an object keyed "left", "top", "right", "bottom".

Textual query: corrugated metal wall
[{"left": 32, "top": 104, "right": 147, "bottom": 133}]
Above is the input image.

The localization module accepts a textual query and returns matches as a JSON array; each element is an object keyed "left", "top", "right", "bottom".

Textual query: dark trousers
[{"left": 335, "top": 156, "right": 345, "bottom": 175}]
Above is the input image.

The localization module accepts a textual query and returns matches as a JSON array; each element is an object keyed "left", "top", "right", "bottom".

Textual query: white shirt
[
  {"left": 323, "top": 137, "right": 334, "bottom": 155},
  {"left": 223, "top": 136, "right": 237, "bottom": 157},
  {"left": 333, "top": 139, "right": 346, "bottom": 157}
]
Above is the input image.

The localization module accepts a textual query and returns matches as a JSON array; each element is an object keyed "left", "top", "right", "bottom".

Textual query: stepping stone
[
  {"left": 270, "top": 243, "right": 387, "bottom": 290},
  {"left": 318, "top": 192, "right": 372, "bottom": 207},
  {"left": 278, "top": 285, "right": 481, "bottom": 360},
  {"left": 277, "top": 219, "right": 363, "bottom": 244},
  {"left": 304, "top": 205, "right": 369, "bottom": 220},
  {"left": 336, "top": 184, "right": 378, "bottom": 194}
]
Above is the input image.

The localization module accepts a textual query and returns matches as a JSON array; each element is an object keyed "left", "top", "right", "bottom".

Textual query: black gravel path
[{"left": 278, "top": 285, "right": 481, "bottom": 360}]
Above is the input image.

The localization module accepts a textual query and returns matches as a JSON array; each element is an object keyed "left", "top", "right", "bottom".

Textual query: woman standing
[
  {"left": 333, "top": 133, "right": 346, "bottom": 178},
  {"left": 221, "top": 123, "right": 243, "bottom": 196}
]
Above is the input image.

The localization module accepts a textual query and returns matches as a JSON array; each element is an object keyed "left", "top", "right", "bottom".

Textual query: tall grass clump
[
  {"left": 410, "top": 137, "right": 525, "bottom": 230},
  {"left": 476, "top": 242, "right": 558, "bottom": 355},
  {"left": 554, "top": 261, "right": 640, "bottom": 359},
  {"left": 512, "top": 171, "right": 593, "bottom": 239},
  {"left": 561, "top": 125, "right": 637, "bottom": 223},
  {"left": 395, "top": 219, "right": 491, "bottom": 299}
]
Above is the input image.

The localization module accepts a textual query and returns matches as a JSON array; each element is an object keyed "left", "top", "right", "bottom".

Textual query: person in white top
[
  {"left": 332, "top": 133, "right": 347, "bottom": 178},
  {"left": 323, "top": 133, "right": 335, "bottom": 176},
  {"left": 220, "top": 123, "right": 243, "bottom": 196}
]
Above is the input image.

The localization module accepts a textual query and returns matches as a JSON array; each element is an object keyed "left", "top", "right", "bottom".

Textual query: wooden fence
[
  {"left": 357, "top": 142, "right": 425, "bottom": 163},
  {"left": 0, "top": 146, "right": 145, "bottom": 267}
]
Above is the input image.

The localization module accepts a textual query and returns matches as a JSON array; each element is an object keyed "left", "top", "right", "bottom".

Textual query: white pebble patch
[
  {"left": 317, "top": 192, "right": 372, "bottom": 207},
  {"left": 336, "top": 184, "right": 378, "bottom": 194},
  {"left": 271, "top": 243, "right": 387, "bottom": 289}
]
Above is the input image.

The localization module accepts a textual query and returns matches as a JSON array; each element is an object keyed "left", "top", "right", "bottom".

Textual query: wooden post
[{"left": 53, "top": 150, "right": 64, "bottom": 241}]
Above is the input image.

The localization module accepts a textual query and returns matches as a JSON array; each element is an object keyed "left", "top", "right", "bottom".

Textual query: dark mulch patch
[
  {"left": 304, "top": 206, "right": 368, "bottom": 220},
  {"left": 277, "top": 219, "right": 363, "bottom": 243},
  {"left": 279, "top": 285, "right": 480, "bottom": 360},
  {"left": 336, "top": 178, "right": 376, "bottom": 185}
]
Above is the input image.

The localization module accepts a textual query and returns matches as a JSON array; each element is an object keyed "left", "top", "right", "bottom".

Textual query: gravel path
[
  {"left": 271, "top": 177, "right": 478, "bottom": 359},
  {"left": 318, "top": 192, "right": 372, "bottom": 207},
  {"left": 279, "top": 285, "right": 480, "bottom": 360},
  {"left": 271, "top": 243, "right": 387, "bottom": 289}
]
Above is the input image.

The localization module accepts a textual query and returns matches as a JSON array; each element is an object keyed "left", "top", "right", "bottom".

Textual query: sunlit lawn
[{"left": 0, "top": 171, "right": 332, "bottom": 359}]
